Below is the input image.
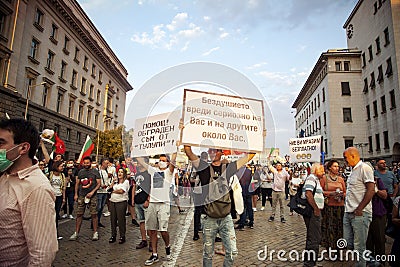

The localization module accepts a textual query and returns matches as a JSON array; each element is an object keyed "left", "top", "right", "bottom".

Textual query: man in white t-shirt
[
  {"left": 343, "top": 147, "right": 375, "bottom": 267},
  {"left": 141, "top": 153, "right": 176, "bottom": 266},
  {"left": 268, "top": 163, "right": 290, "bottom": 223}
]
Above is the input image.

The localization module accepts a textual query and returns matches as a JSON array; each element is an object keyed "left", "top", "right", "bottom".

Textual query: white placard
[
  {"left": 181, "top": 89, "right": 265, "bottom": 152},
  {"left": 289, "top": 135, "right": 322, "bottom": 163},
  {"left": 132, "top": 111, "right": 180, "bottom": 157}
]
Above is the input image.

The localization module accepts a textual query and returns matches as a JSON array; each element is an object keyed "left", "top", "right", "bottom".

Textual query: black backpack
[{"left": 287, "top": 178, "right": 316, "bottom": 217}]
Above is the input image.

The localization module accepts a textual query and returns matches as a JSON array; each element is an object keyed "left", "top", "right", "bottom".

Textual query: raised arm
[
  {"left": 40, "top": 140, "right": 51, "bottom": 164},
  {"left": 235, "top": 152, "right": 256, "bottom": 169},
  {"left": 184, "top": 145, "right": 200, "bottom": 169}
]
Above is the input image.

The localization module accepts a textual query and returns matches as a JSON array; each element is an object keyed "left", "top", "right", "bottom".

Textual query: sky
[{"left": 77, "top": 0, "right": 358, "bottom": 155}]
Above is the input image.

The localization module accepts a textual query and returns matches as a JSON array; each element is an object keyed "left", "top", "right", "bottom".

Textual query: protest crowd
[{"left": 2, "top": 118, "right": 400, "bottom": 267}]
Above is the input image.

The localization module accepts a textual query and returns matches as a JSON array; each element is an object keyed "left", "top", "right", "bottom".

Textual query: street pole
[{"left": 24, "top": 82, "right": 46, "bottom": 120}]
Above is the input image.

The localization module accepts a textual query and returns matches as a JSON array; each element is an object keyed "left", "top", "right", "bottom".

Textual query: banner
[
  {"left": 181, "top": 89, "right": 265, "bottom": 152},
  {"left": 289, "top": 135, "right": 321, "bottom": 163},
  {"left": 132, "top": 110, "right": 180, "bottom": 157}
]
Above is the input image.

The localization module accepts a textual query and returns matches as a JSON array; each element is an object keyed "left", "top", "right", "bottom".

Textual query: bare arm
[
  {"left": 392, "top": 183, "right": 398, "bottom": 198},
  {"left": 184, "top": 145, "right": 200, "bottom": 168},
  {"left": 354, "top": 182, "right": 375, "bottom": 216},
  {"left": 305, "top": 190, "right": 320, "bottom": 216},
  {"left": 40, "top": 140, "right": 51, "bottom": 164},
  {"left": 235, "top": 153, "right": 256, "bottom": 169},
  {"left": 168, "top": 153, "right": 177, "bottom": 173}
]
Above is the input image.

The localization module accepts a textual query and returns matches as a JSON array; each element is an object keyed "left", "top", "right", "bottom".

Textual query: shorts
[
  {"left": 76, "top": 195, "right": 98, "bottom": 216},
  {"left": 135, "top": 203, "right": 146, "bottom": 223},
  {"left": 144, "top": 202, "right": 170, "bottom": 231}
]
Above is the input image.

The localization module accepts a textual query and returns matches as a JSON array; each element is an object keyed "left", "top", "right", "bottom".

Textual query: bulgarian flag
[{"left": 77, "top": 135, "right": 94, "bottom": 163}]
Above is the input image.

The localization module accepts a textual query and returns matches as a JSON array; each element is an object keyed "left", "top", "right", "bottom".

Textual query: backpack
[
  {"left": 287, "top": 178, "right": 316, "bottom": 217},
  {"left": 204, "top": 164, "right": 232, "bottom": 218}
]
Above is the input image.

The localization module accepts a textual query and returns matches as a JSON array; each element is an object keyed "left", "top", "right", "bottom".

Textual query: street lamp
[
  {"left": 24, "top": 82, "right": 46, "bottom": 120},
  {"left": 96, "top": 117, "right": 112, "bottom": 162},
  {"left": 354, "top": 143, "right": 369, "bottom": 161}
]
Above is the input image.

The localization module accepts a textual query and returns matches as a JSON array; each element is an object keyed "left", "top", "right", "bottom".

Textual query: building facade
[
  {"left": 292, "top": 49, "right": 366, "bottom": 161},
  {"left": 0, "top": 0, "right": 133, "bottom": 160},
  {"left": 344, "top": 0, "right": 400, "bottom": 162}
]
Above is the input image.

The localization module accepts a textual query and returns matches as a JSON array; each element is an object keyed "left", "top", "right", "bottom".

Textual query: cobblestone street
[{"left": 54, "top": 198, "right": 393, "bottom": 267}]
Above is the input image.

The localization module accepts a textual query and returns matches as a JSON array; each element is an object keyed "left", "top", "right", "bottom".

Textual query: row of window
[
  {"left": 365, "top": 90, "right": 396, "bottom": 120},
  {"left": 368, "top": 131, "right": 390, "bottom": 153},
  {"left": 361, "top": 26, "right": 390, "bottom": 68},
  {"left": 363, "top": 57, "right": 393, "bottom": 92},
  {"left": 299, "top": 112, "right": 327, "bottom": 137}
]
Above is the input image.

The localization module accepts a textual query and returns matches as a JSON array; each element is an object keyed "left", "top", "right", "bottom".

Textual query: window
[
  {"left": 83, "top": 56, "right": 88, "bottom": 70},
  {"left": 381, "top": 95, "right": 386, "bottom": 113},
  {"left": 87, "top": 108, "right": 92, "bottom": 126},
  {"left": 386, "top": 57, "right": 393, "bottom": 77},
  {"left": 384, "top": 27, "right": 390, "bottom": 46},
  {"left": 366, "top": 105, "right": 371, "bottom": 120},
  {"left": 42, "top": 86, "right": 49, "bottom": 107},
  {"left": 335, "top": 61, "right": 341, "bottom": 71},
  {"left": 74, "top": 47, "right": 80, "bottom": 62},
  {"left": 63, "top": 36, "right": 70, "bottom": 54},
  {"left": 317, "top": 94, "right": 320, "bottom": 107},
  {"left": 30, "top": 38, "right": 40, "bottom": 59},
  {"left": 375, "top": 134, "right": 381, "bottom": 151},
  {"left": 39, "top": 119, "right": 46, "bottom": 132},
  {"left": 368, "top": 136, "right": 373, "bottom": 152},
  {"left": 98, "top": 71, "right": 102, "bottom": 84},
  {"left": 89, "top": 84, "right": 94, "bottom": 99},
  {"left": 56, "top": 93, "right": 63, "bottom": 113},
  {"left": 368, "top": 45, "right": 373, "bottom": 61},
  {"left": 71, "top": 70, "right": 77, "bottom": 88},
  {"left": 34, "top": 8, "right": 44, "bottom": 29},
  {"left": 370, "top": 72, "right": 376, "bottom": 88},
  {"left": 344, "top": 139, "right": 353, "bottom": 149},
  {"left": 94, "top": 112, "right": 99, "bottom": 129},
  {"left": 50, "top": 23, "right": 58, "bottom": 41},
  {"left": 78, "top": 105, "right": 84, "bottom": 122},
  {"left": 343, "top": 108, "right": 352, "bottom": 122},
  {"left": 375, "top": 37, "right": 381, "bottom": 54},
  {"left": 377, "top": 65, "right": 383, "bottom": 83},
  {"left": 344, "top": 61, "right": 350, "bottom": 71},
  {"left": 322, "top": 88, "right": 325, "bottom": 102},
  {"left": 374, "top": 2, "right": 378, "bottom": 14},
  {"left": 341, "top": 82, "right": 351, "bottom": 95},
  {"left": 46, "top": 50, "right": 55, "bottom": 70},
  {"left": 68, "top": 100, "right": 74, "bottom": 118},
  {"left": 318, "top": 116, "right": 321, "bottom": 129},
  {"left": 66, "top": 128, "right": 71, "bottom": 141},
  {"left": 363, "top": 78, "right": 368, "bottom": 93},
  {"left": 390, "top": 90, "right": 396, "bottom": 109},
  {"left": 80, "top": 77, "right": 86, "bottom": 94},
  {"left": 96, "top": 89, "right": 101, "bottom": 104},
  {"left": 107, "top": 95, "right": 112, "bottom": 111},
  {"left": 314, "top": 98, "right": 316, "bottom": 110},
  {"left": 311, "top": 102, "right": 314, "bottom": 114},
  {"left": 384, "top": 131, "right": 389, "bottom": 149},
  {"left": 323, "top": 112, "right": 326, "bottom": 126},
  {"left": 76, "top": 132, "right": 81, "bottom": 144},
  {"left": 60, "top": 61, "right": 67, "bottom": 81},
  {"left": 91, "top": 64, "right": 96, "bottom": 77},
  {"left": 324, "top": 139, "right": 328, "bottom": 155},
  {"left": 362, "top": 53, "right": 366, "bottom": 67},
  {"left": 115, "top": 104, "right": 118, "bottom": 116},
  {"left": 0, "top": 11, "right": 6, "bottom": 35},
  {"left": 373, "top": 100, "right": 378, "bottom": 117}
]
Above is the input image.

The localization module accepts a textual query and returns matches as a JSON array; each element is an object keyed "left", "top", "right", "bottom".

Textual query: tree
[{"left": 94, "top": 126, "right": 124, "bottom": 160}]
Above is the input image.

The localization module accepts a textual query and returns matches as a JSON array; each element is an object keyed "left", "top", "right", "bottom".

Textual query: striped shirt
[
  {"left": 0, "top": 163, "right": 58, "bottom": 266},
  {"left": 302, "top": 174, "right": 325, "bottom": 210}
]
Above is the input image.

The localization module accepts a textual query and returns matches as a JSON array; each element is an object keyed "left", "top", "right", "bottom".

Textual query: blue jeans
[
  {"left": 97, "top": 193, "right": 108, "bottom": 223},
  {"left": 343, "top": 211, "right": 372, "bottom": 267},
  {"left": 203, "top": 214, "right": 237, "bottom": 267},
  {"left": 239, "top": 195, "right": 253, "bottom": 226}
]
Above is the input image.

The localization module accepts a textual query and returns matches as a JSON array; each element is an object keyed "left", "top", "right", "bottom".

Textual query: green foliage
[{"left": 94, "top": 126, "right": 124, "bottom": 159}]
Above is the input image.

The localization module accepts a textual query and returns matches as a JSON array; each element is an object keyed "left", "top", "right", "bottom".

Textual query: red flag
[{"left": 53, "top": 133, "right": 66, "bottom": 155}]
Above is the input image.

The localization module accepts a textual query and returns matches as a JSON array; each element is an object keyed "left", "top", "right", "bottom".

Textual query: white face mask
[{"left": 158, "top": 161, "right": 168, "bottom": 169}]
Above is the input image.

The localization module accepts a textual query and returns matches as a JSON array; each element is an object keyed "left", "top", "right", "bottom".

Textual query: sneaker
[
  {"left": 145, "top": 254, "right": 159, "bottom": 265},
  {"left": 166, "top": 246, "right": 171, "bottom": 261},
  {"left": 136, "top": 240, "right": 148, "bottom": 249},
  {"left": 57, "top": 236, "right": 63, "bottom": 240},
  {"left": 92, "top": 231, "right": 99, "bottom": 241},
  {"left": 253, "top": 207, "right": 257, "bottom": 212},
  {"left": 61, "top": 214, "right": 68, "bottom": 219},
  {"left": 193, "top": 234, "right": 200, "bottom": 241},
  {"left": 69, "top": 232, "right": 78, "bottom": 241},
  {"left": 68, "top": 214, "right": 74, "bottom": 219},
  {"left": 179, "top": 209, "right": 186, "bottom": 214},
  {"left": 268, "top": 216, "right": 274, "bottom": 222},
  {"left": 103, "top": 211, "right": 110, "bottom": 217},
  {"left": 235, "top": 225, "right": 245, "bottom": 231},
  {"left": 248, "top": 223, "right": 254, "bottom": 229},
  {"left": 132, "top": 219, "right": 140, "bottom": 227},
  {"left": 260, "top": 206, "right": 265, "bottom": 211},
  {"left": 281, "top": 218, "right": 286, "bottom": 223}
]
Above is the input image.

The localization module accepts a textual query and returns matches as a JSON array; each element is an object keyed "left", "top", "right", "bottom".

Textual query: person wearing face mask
[{"left": 0, "top": 118, "right": 58, "bottom": 266}]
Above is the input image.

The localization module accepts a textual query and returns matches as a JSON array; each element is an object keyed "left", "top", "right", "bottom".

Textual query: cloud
[
  {"left": 257, "top": 70, "right": 308, "bottom": 88},
  {"left": 202, "top": 46, "right": 220, "bottom": 56},
  {"left": 246, "top": 62, "right": 267, "bottom": 70},
  {"left": 166, "top": 12, "right": 188, "bottom": 31}
]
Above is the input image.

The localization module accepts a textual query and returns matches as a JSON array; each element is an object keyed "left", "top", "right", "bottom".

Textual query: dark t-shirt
[
  {"left": 134, "top": 171, "right": 151, "bottom": 204},
  {"left": 77, "top": 168, "right": 100, "bottom": 197}
]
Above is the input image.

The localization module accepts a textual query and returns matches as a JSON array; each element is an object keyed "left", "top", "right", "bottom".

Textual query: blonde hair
[{"left": 310, "top": 163, "right": 323, "bottom": 174}]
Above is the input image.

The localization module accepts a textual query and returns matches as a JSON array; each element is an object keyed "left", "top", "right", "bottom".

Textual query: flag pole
[{"left": 96, "top": 130, "right": 100, "bottom": 163}]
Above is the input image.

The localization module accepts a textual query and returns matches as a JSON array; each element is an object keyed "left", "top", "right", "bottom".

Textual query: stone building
[
  {"left": 344, "top": 0, "right": 400, "bottom": 162},
  {"left": 292, "top": 49, "right": 366, "bottom": 161},
  {"left": 0, "top": 0, "right": 133, "bottom": 160}
]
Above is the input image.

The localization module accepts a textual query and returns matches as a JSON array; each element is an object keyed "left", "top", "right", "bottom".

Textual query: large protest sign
[
  {"left": 181, "top": 89, "right": 265, "bottom": 152},
  {"left": 289, "top": 135, "right": 322, "bottom": 163},
  {"left": 132, "top": 111, "right": 180, "bottom": 157}
]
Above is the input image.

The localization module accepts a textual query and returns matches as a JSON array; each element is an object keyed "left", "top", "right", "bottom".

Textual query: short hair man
[
  {"left": 343, "top": 147, "right": 375, "bottom": 267},
  {"left": 69, "top": 156, "right": 101, "bottom": 241},
  {"left": 0, "top": 118, "right": 58, "bottom": 266}
]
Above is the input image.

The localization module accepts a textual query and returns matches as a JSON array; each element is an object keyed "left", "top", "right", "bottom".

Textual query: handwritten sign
[
  {"left": 289, "top": 135, "right": 322, "bottom": 163},
  {"left": 181, "top": 89, "right": 265, "bottom": 152},
  {"left": 132, "top": 111, "right": 180, "bottom": 157}
]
